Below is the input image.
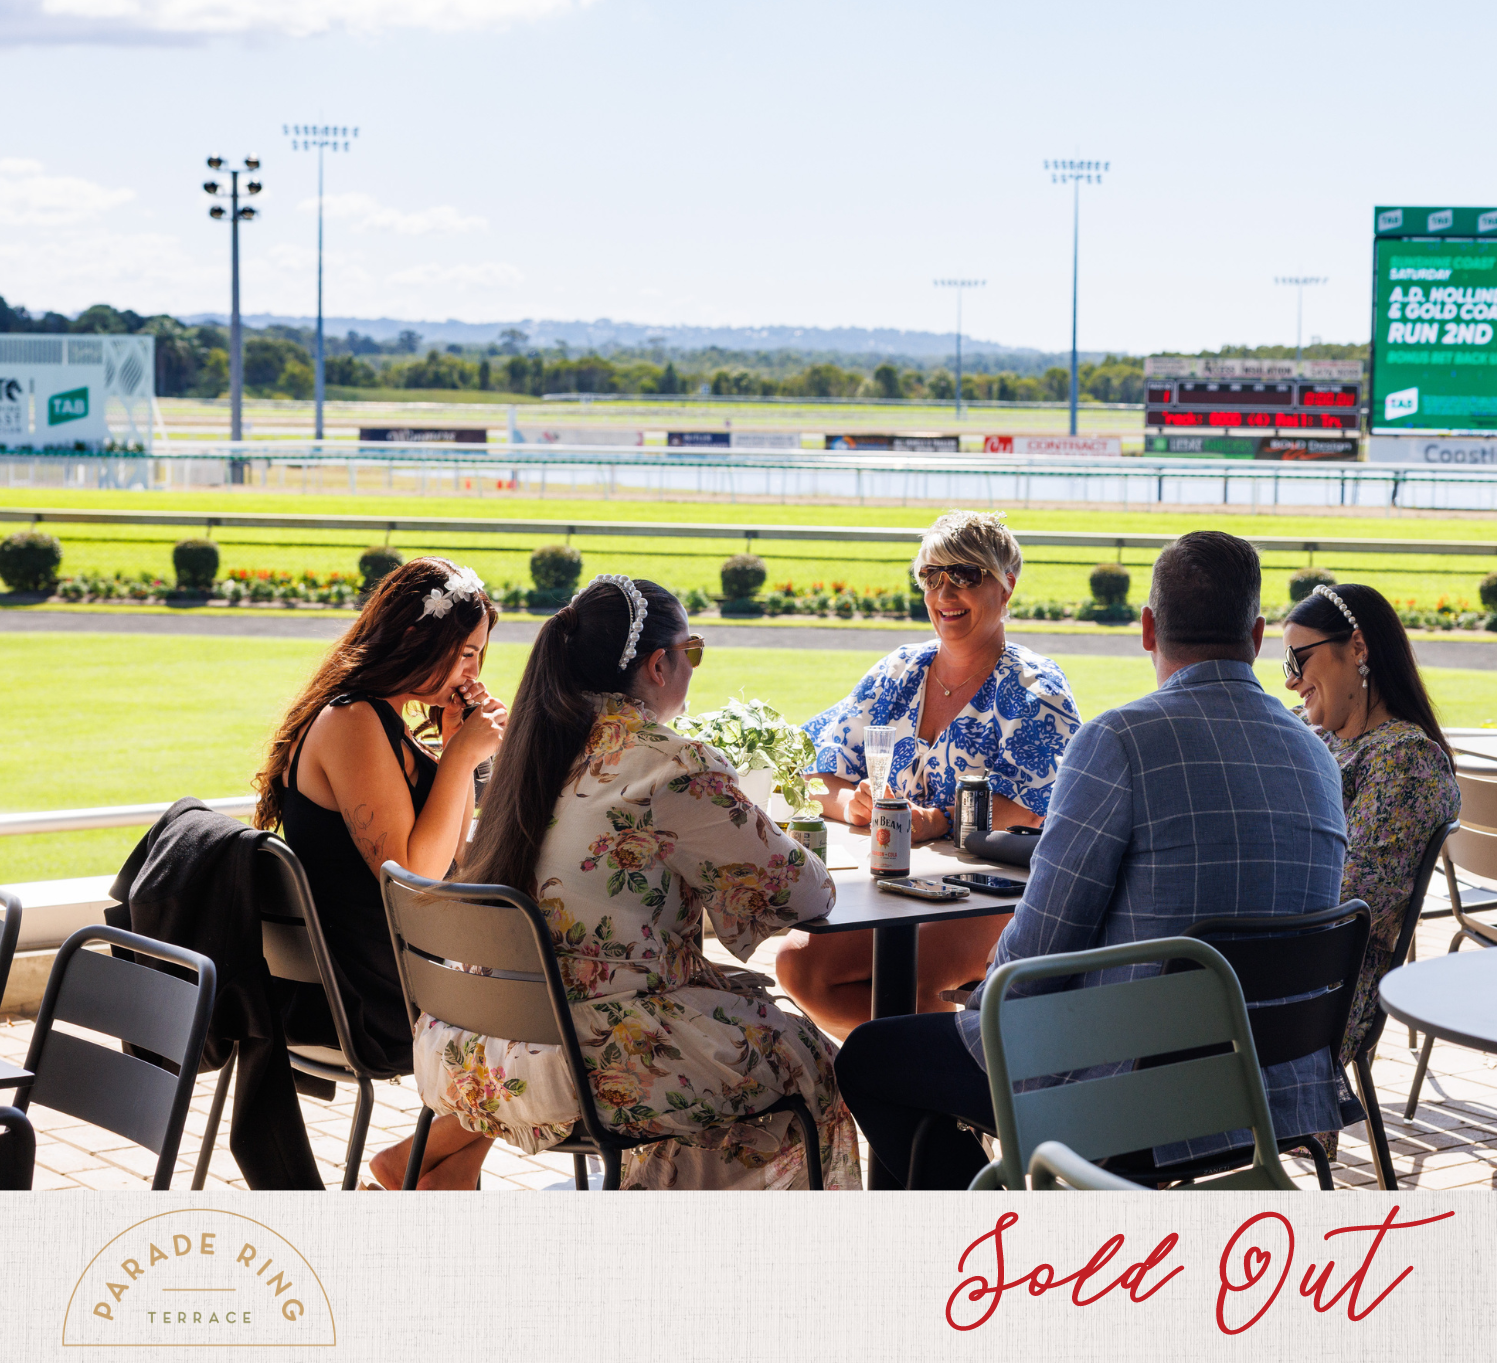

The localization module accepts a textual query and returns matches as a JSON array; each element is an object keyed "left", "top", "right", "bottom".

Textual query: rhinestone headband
[
  {"left": 1312, "top": 583, "right": 1359, "bottom": 631},
  {"left": 418, "top": 563, "right": 486, "bottom": 620},
  {"left": 573, "top": 574, "right": 648, "bottom": 669}
]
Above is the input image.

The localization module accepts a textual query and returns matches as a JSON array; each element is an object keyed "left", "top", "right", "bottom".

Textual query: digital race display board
[
  {"left": 1371, "top": 206, "right": 1497, "bottom": 432},
  {"left": 1143, "top": 358, "right": 1364, "bottom": 434}
]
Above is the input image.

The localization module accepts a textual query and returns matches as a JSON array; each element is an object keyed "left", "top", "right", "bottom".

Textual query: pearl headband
[
  {"left": 1312, "top": 583, "right": 1359, "bottom": 631},
  {"left": 418, "top": 563, "right": 486, "bottom": 620},
  {"left": 573, "top": 574, "right": 648, "bottom": 669}
]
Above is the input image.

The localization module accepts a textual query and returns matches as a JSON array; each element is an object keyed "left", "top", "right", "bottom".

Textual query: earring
[{"left": 1357, "top": 661, "right": 1369, "bottom": 690}]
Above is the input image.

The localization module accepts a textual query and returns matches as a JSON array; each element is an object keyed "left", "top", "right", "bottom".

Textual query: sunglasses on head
[
  {"left": 915, "top": 563, "right": 990, "bottom": 591},
  {"left": 668, "top": 634, "right": 706, "bottom": 668}
]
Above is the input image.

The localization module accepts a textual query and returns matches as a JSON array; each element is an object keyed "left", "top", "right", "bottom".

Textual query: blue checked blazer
[{"left": 957, "top": 659, "right": 1349, "bottom": 1158}]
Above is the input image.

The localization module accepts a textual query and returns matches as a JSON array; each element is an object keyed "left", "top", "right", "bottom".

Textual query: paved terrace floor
[{"left": 4, "top": 907, "right": 1496, "bottom": 1193}]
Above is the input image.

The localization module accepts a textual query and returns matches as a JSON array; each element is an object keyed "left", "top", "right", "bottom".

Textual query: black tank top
[{"left": 278, "top": 693, "right": 439, "bottom": 1071}]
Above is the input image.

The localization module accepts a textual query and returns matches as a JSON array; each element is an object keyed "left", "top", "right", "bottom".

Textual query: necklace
[{"left": 931, "top": 664, "right": 980, "bottom": 698}]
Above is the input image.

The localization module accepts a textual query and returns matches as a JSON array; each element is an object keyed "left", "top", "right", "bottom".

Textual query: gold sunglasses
[
  {"left": 915, "top": 563, "right": 990, "bottom": 592},
  {"left": 669, "top": 634, "right": 706, "bottom": 668}
]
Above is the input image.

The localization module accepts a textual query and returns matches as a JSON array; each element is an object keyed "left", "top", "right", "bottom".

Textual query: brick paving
[{"left": 4, "top": 909, "right": 1497, "bottom": 1193}]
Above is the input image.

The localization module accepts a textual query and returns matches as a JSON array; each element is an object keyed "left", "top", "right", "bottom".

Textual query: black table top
[
  {"left": 797, "top": 832, "right": 1028, "bottom": 934},
  {"left": 1379, "top": 950, "right": 1497, "bottom": 1054}
]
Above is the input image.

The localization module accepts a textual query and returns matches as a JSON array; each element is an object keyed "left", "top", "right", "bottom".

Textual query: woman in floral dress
[
  {"left": 373, "top": 575, "right": 861, "bottom": 1190},
  {"left": 1283, "top": 583, "right": 1460, "bottom": 1155}
]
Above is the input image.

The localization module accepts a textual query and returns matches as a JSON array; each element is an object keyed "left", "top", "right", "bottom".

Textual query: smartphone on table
[
  {"left": 942, "top": 872, "right": 1025, "bottom": 897},
  {"left": 875, "top": 877, "right": 971, "bottom": 901}
]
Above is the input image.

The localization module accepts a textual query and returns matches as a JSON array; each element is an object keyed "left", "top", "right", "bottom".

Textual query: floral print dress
[
  {"left": 411, "top": 695, "right": 862, "bottom": 1190},
  {"left": 803, "top": 640, "right": 1081, "bottom": 820}
]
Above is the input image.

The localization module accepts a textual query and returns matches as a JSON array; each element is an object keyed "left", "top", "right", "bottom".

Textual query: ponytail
[{"left": 463, "top": 580, "right": 683, "bottom": 895}]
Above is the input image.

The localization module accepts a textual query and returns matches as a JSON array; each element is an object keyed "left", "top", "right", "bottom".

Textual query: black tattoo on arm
[{"left": 341, "top": 803, "right": 390, "bottom": 872}]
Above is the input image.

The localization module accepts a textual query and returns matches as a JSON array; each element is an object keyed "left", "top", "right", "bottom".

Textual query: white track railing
[{"left": 0, "top": 797, "right": 255, "bottom": 837}]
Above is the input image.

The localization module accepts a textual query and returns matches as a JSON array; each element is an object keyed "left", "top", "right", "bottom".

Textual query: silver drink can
[
  {"left": 955, "top": 774, "right": 991, "bottom": 850},
  {"left": 870, "top": 797, "right": 912, "bottom": 878}
]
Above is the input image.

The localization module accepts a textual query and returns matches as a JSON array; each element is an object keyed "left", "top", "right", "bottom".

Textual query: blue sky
[{"left": 3, "top": 0, "right": 1492, "bottom": 354}]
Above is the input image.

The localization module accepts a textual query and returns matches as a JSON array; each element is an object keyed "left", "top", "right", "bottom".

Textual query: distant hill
[{"left": 183, "top": 313, "right": 1103, "bottom": 368}]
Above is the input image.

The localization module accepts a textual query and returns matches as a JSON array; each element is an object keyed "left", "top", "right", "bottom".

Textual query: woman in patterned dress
[
  {"left": 1283, "top": 582, "right": 1460, "bottom": 1151},
  {"left": 775, "top": 510, "right": 1082, "bottom": 1038},
  {"left": 371, "top": 576, "right": 861, "bottom": 1191}
]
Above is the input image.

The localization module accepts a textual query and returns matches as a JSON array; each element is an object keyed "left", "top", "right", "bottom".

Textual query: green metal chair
[
  {"left": 1027, "top": 1140, "right": 1141, "bottom": 1191},
  {"left": 968, "top": 936, "right": 1298, "bottom": 1192}
]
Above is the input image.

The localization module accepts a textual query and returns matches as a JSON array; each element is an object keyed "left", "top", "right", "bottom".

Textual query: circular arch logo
[{"left": 62, "top": 1209, "right": 336, "bottom": 1348}]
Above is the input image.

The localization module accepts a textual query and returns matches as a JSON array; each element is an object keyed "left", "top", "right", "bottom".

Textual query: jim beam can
[
  {"left": 789, "top": 816, "right": 828, "bottom": 863},
  {"left": 870, "top": 797, "right": 912, "bottom": 878},
  {"left": 954, "top": 773, "right": 991, "bottom": 851}
]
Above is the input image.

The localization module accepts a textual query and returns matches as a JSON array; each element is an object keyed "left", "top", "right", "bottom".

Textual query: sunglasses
[
  {"left": 1282, "top": 638, "right": 1336, "bottom": 681},
  {"left": 915, "top": 563, "right": 990, "bottom": 592},
  {"left": 668, "top": 634, "right": 706, "bottom": 668}
]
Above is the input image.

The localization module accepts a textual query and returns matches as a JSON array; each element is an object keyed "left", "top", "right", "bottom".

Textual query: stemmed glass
[{"left": 864, "top": 725, "right": 896, "bottom": 800}]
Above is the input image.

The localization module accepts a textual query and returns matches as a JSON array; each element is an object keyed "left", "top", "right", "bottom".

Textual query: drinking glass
[{"left": 864, "top": 725, "right": 896, "bottom": 799}]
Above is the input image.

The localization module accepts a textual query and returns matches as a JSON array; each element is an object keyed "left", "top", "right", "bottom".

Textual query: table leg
[{"left": 867, "top": 922, "right": 920, "bottom": 1190}]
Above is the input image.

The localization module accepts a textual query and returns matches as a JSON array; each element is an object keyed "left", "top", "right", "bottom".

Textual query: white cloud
[
  {"left": 306, "top": 192, "right": 487, "bottom": 237},
  {"left": 388, "top": 261, "right": 524, "bottom": 287},
  {"left": 0, "top": 228, "right": 217, "bottom": 313},
  {"left": 0, "top": 158, "right": 134, "bottom": 227},
  {"left": 27, "top": 0, "right": 593, "bottom": 40}
]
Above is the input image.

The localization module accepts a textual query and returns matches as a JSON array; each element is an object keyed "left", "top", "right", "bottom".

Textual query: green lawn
[
  {"left": 4, "top": 631, "right": 1494, "bottom": 885},
  {"left": 4, "top": 489, "right": 1495, "bottom": 610}
]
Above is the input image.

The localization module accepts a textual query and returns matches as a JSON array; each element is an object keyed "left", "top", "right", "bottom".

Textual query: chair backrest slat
[
  {"left": 1001, "top": 969, "right": 1237, "bottom": 1080},
  {"left": 401, "top": 952, "right": 562, "bottom": 1045},
  {"left": 51, "top": 948, "right": 203, "bottom": 1061},
  {"left": 260, "top": 918, "right": 322, "bottom": 985},
  {"left": 1014, "top": 1053, "right": 1258, "bottom": 1164},
  {"left": 386, "top": 885, "right": 547, "bottom": 977},
  {"left": 1447, "top": 824, "right": 1497, "bottom": 881},
  {"left": 1455, "top": 771, "right": 1497, "bottom": 831},
  {"left": 27, "top": 1030, "right": 177, "bottom": 1154}
]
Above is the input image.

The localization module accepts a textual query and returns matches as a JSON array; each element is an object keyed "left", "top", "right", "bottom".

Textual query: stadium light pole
[
  {"left": 1044, "top": 158, "right": 1109, "bottom": 435},
  {"left": 285, "top": 124, "right": 358, "bottom": 441},
  {"left": 204, "top": 156, "right": 262, "bottom": 446},
  {"left": 934, "top": 279, "right": 985, "bottom": 418},
  {"left": 1275, "top": 276, "right": 1327, "bottom": 365}
]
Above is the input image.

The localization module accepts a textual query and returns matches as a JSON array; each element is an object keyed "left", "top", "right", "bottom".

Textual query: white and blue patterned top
[{"left": 801, "top": 640, "right": 1082, "bottom": 820}]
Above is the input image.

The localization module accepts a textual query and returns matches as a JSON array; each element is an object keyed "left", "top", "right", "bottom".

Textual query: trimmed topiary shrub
[
  {"left": 720, "top": 554, "right": 767, "bottom": 600},
  {"left": 358, "top": 545, "right": 404, "bottom": 594},
  {"left": 1288, "top": 565, "right": 1337, "bottom": 603},
  {"left": 0, "top": 531, "right": 63, "bottom": 593},
  {"left": 530, "top": 544, "right": 582, "bottom": 594},
  {"left": 1089, "top": 562, "right": 1131, "bottom": 606},
  {"left": 908, "top": 569, "right": 930, "bottom": 621},
  {"left": 1479, "top": 572, "right": 1497, "bottom": 612},
  {"left": 173, "top": 539, "right": 220, "bottom": 591}
]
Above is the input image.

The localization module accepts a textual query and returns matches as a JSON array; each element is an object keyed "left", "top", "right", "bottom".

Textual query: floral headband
[
  {"left": 1312, "top": 583, "right": 1359, "bottom": 631},
  {"left": 419, "top": 563, "right": 486, "bottom": 620},
  {"left": 573, "top": 573, "right": 648, "bottom": 669}
]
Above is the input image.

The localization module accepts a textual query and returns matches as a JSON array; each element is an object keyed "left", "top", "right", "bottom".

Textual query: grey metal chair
[
  {"left": 13, "top": 926, "right": 215, "bottom": 1190},
  {"left": 192, "top": 837, "right": 408, "bottom": 1191},
  {"left": 0, "top": 891, "right": 20, "bottom": 1003},
  {"left": 1405, "top": 768, "right": 1497, "bottom": 1116},
  {"left": 1343, "top": 819, "right": 1456, "bottom": 1187},
  {"left": 1028, "top": 1140, "right": 1140, "bottom": 1191},
  {"left": 381, "top": 862, "right": 825, "bottom": 1191},
  {"left": 968, "top": 936, "right": 1297, "bottom": 1192}
]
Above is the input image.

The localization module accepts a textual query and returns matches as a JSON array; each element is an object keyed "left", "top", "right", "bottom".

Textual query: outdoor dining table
[
  {"left": 1379, "top": 949, "right": 1497, "bottom": 1057},
  {"left": 797, "top": 829, "right": 1029, "bottom": 1189},
  {"left": 0, "top": 1060, "right": 32, "bottom": 1090},
  {"left": 1445, "top": 728, "right": 1497, "bottom": 764}
]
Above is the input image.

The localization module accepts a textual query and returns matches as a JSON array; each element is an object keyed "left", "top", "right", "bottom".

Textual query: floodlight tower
[
  {"left": 1275, "top": 276, "right": 1327, "bottom": 365},
  {"left": 1044, "top": 158, "right": 1109, "bottom": 435},
  {"left": 285, "top": 124, "right": 359, "bottom": 440},
  {"left": 934, "top": 279, "right": 985, "bottom": 418},
  {"left": 204, "top": 156, "right": 262, "bottom": 443}
]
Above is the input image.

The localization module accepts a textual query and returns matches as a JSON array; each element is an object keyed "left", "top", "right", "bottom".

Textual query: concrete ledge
[{"left": 2, "top": 947, "right": 58, "bottom": 1018}]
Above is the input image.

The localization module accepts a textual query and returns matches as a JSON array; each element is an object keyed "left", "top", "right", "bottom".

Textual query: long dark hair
[
  {"left": 253, "top": 557, "right": 497, "bottom": 829},
  {"left": 464, "top": 578, "right": 684, "bottom": 895},
  {"left": 1285, "top": 583, "right": 1450, "bottom": 760}
]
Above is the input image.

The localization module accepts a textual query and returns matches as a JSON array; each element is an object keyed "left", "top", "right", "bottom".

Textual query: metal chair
[
  {"left": 1027, "top": 1140, "right": 1141, "bottom": 1191},
  {"left": 0, "top": 1106, "right": 35, "bottom": 1191},
  {"left": 381, "top": 862, "right": 824, "bottom": 1191},
  {"left": 12, "top": 926, "right": 215, "bottom": 1190},
  {"left": 1343, "top": 819, "right": 1457, "bottom": 1188},
  {"left": 968, "top": 936, "right": 1298, "bottom": 1192},
  {"left": 192, "top": 837, "right": 409, "bottom": 1191},
  {"left": 1405, "top": 768, "right": 1497, "bottom": 1116},
  {"left": 0, "top": 892, "right": 20, "bottom": 1004}
]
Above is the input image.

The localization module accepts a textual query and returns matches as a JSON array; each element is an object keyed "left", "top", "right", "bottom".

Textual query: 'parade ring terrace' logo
[{"left": 62, "top": 1209, "right": 336, "bottom": 1348}]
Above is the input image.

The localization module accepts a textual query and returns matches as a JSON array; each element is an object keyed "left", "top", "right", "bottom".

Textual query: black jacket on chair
[{"left": 108, "top": 798, "right": 325, "bottom": 1190}]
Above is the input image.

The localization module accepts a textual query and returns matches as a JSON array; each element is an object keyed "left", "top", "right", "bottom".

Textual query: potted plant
[{"left": 674, "top": 697, "right": 825, "bottom": 816}]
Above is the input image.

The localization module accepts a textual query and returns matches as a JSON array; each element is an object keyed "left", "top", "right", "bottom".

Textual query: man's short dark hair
[{"left": 1149, "top": 531, "right": 1261, "bottom": 657}]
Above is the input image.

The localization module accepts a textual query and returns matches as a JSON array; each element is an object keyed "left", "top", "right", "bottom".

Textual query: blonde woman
[{"left": 776, "top": 510, "right": 1081, "bottom": 1037}]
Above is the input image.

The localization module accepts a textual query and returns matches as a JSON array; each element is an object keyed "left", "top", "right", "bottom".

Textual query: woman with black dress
[{"left": 251, "top": 558, "right": 505, "bottom": 1164}]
